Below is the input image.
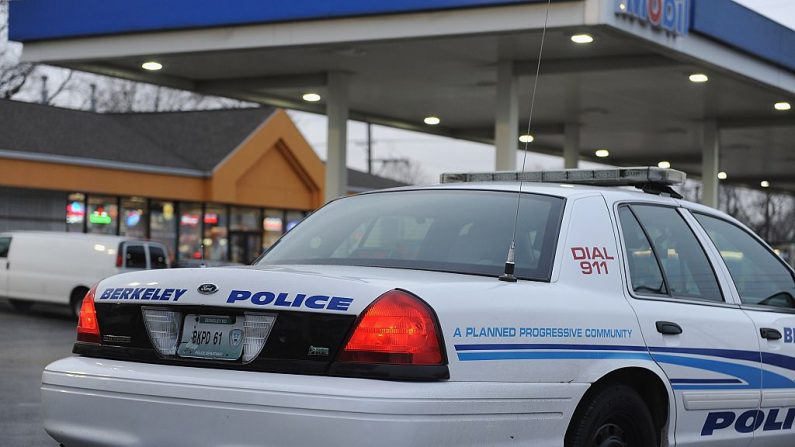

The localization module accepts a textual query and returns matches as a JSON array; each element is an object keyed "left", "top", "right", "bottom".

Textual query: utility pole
[
  {"left": 40, "top": 75, "right": 48, "bottom": 104},
  {"left": 765, "top": 191, "right": 771, "bottom": 242},
  {"left": 90, "top": 84, "right": 97, "bottom": 112},
  {"left": 366, "top": 122, "right": 373, "bottom": 174}
]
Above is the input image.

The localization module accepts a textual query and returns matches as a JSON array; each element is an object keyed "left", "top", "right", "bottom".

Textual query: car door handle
[
  {"left": 656, "top": 321, "right": 682, "bottom": 335},
  {"left": 760, "top": 328, "right": 782, "bottom": 340}
]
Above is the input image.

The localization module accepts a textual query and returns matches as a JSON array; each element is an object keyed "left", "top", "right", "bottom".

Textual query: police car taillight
[
  {"left": 337, "top": 290, "right": 443, "bottom": 365},
  {"left": 76, "top": 286, "right": 101, "bottom": 344}
]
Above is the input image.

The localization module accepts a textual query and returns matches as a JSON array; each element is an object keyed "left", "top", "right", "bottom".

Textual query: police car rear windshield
[{"left": 259, "top": 190, "right": 564, "bottom": 281}]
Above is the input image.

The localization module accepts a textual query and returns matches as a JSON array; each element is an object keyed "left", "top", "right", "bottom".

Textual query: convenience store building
[{"left": 0, "top": 100, "right": 405, "bottom": 264}]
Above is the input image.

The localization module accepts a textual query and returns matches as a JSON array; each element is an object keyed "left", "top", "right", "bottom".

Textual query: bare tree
[
  {"left": 377, "top": 158, "right": 430, "bottom": 184},
  {"left": 1, "top": 3, "right": 79, "bottom": 104},
  {"left": 79, "top": 75, "right": 251, "bottom": 113},
  {"left": 669, "top": 176, "right": 795, "bottom": 245},
  {"left": 0, "top": 0, "right": 34, "bottom": 99},
  {"left": 0, "top": 62, "right": 32, "bottom": 99},
  {"left": 1, "top": 0, "right": 251, "bottom": 112},
  {"left": 749, "top": 193, "right": 795, "bottom": 243},
  {"left": 678, "top": 179, "right": 701, "bottom": 203},
  {"left": 715, "top": 183, "right": 795, "bottom": 244}
]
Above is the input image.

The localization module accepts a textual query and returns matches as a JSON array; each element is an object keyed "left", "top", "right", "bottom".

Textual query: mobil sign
[{"left": 616, "top": 0, "right": 690, "bottom": 36}]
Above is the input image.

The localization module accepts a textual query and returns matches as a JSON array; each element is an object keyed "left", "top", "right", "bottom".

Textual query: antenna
[{"left": 499, "top": 0, "right": 552, "bottom": 283}]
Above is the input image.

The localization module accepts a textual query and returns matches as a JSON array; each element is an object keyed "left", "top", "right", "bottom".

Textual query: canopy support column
[
  {"left": 495, "top": 60, "right": 518, "bottom": 171},
  {"left": 563, "top": 123, "right": 580, "bottom": 169},
  {"left": 325, "top": 72, "right": 349, "bottom": 202},
  {"left": 701, "top": 120, "right": 720, "bottom": 208}
]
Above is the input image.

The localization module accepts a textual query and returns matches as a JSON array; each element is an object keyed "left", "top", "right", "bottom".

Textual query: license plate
[{"left": 177, "top": 314, "right": 245, "bottom": 361}]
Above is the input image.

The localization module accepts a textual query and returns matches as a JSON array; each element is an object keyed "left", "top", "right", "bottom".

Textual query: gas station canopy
[{"left": 10, "top": 0, "right": 795, "bottom": 203}]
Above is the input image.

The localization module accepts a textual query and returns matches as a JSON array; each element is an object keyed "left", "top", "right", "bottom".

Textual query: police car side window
[
  {"left": 618, "top": 207, "right": 667, "bottom": 296},
  {"left": 630, "top": 205, "right": 723, "bottom": 302},
  {"left": 0, "top": 237, "right": 10, "bottom": 258},
  {"left": 694, "top": 213, "right": 795, "bottom": 309}
]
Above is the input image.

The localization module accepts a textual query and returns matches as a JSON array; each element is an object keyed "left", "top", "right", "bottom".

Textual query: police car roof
[
  {"left": 356, "top": 167, "right": 736, "bottom": 216},
  {"left": 359, "top": 182, "right": 735, "bottom": 222},
  {"left": 374, "top": 181, "right": 667, "bottom": 200}
]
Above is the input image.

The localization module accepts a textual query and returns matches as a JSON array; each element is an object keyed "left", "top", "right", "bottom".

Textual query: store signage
[
  {"left": 89, "top": 206, "right": 113, "bottom": 225},
  {"left": 264, "top": 217, "right": 283, "bottom": 233},
  {"left": 66, "top": 201, "right": 85, "bottom": 224},
  {"left": 204, "top": 213, "right": 219, "bottom": 225},
  {"left": 89, "top": 212, "right": 112, "bottom": 225},
  {"left": 181, "top": 214, "right": 200, "bottom": 226},
  {"left": 615, "top": 0, "right": 689, "bottom": 36},
  {"left": 125, "top": 210, "right": 142, "bottom": 227}
]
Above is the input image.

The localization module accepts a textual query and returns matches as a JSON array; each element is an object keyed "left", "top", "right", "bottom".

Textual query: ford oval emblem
[{"left": 197, "top": 283, "right": 218, "bottom": 295}]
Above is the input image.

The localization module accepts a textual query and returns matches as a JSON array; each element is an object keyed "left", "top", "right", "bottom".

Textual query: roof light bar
[{"left": 440, "top": 167, "right": 686, "bottom": 187}]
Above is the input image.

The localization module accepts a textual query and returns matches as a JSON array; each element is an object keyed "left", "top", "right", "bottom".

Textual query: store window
[
  {"left": 179, "top": 202, "right": 203, "bottom": 261},
  {"left": 285, "top": 210, "right": 305, "bottom": 232},
  {"left": 230, "top": 206, "right": 259, "bottom": 232},
  {"left": 230, "top": 207, "right": 261, "bottom": 265},
  {"left": 150, "top": 201, "right": 177, "bottom": 262},
  {"left": 120, "top": 197, "right": 147, "bottom": 239},
  {"left": 66, "top": 193, "right": 86, "bottom": 232},
  {"left": 203, "top": 204, "right": 228, "bottom": 262},
  {"left": 87, "top": 196, "right": 118, "bottom": 235},
  {"left": 263, "top": 209, "right": 285, "bottom": 250}
]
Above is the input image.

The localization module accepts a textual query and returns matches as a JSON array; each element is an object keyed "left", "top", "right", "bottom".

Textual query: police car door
[
  {"left": 615, "top": 204, "right": 761, "bottom": 447},
  {"left": 690, "top": 212, "right": 795, "bottom": 447}
]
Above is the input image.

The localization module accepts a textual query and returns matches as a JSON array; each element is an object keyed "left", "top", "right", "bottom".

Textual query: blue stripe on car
[
  {"left": 454, "top": 344, "right": 795, "bottom": 390},
  {"left": 669, "top": 378, "right": 743, "bottom": 384}
]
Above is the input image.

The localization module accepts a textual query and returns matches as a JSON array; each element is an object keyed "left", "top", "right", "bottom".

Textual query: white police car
[{"left": 42, "top": 168, "right": 795, "bottom": 447}]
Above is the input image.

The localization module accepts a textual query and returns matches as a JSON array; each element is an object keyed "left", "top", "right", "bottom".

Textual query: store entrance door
[{"left": 230, "top": 232, "right": 262, "bottom": 265}]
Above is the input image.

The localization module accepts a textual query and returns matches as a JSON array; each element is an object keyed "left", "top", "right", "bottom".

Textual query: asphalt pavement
[{"left": 0, "top": 299, "right": 75, "bottom": 447}]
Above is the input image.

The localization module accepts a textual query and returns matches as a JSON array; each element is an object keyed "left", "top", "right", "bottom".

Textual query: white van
[{"left": 0, "top": 231, "right": 169, "bottom": 317}]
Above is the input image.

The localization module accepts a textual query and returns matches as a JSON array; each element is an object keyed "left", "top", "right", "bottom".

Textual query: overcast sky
[{"left": 289, "top": 1, "right": 795, "bottom": 184}]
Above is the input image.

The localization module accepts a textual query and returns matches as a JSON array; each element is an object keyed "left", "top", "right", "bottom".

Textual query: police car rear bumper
[{"left": 42, "top": 356, "right": 587, "bottom": 447}]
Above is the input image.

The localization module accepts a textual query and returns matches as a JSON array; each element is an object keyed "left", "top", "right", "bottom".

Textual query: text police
[
  {"left": 702, "top": 408, "right": 795, "bottom": 436},
  {"left": 226, "top": 290, "right": 354, "bottom": 311}
]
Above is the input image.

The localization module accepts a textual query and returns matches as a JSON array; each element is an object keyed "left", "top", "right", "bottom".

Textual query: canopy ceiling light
[{"left": 141, "top": 61, "right": 163, "bottom": 71}]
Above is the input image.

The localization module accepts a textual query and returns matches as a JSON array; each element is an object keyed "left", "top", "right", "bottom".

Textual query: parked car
[
  {"left": 0, "top": 231, "right": 169, "bottom": 317},
  {"left": 41, "top": 168, "right": 795, "bottom": 446}
]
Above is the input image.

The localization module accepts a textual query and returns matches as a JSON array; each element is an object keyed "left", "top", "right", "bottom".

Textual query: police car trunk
[{"left": 75, "top": 265, "right": 453, "bottom": 380}]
